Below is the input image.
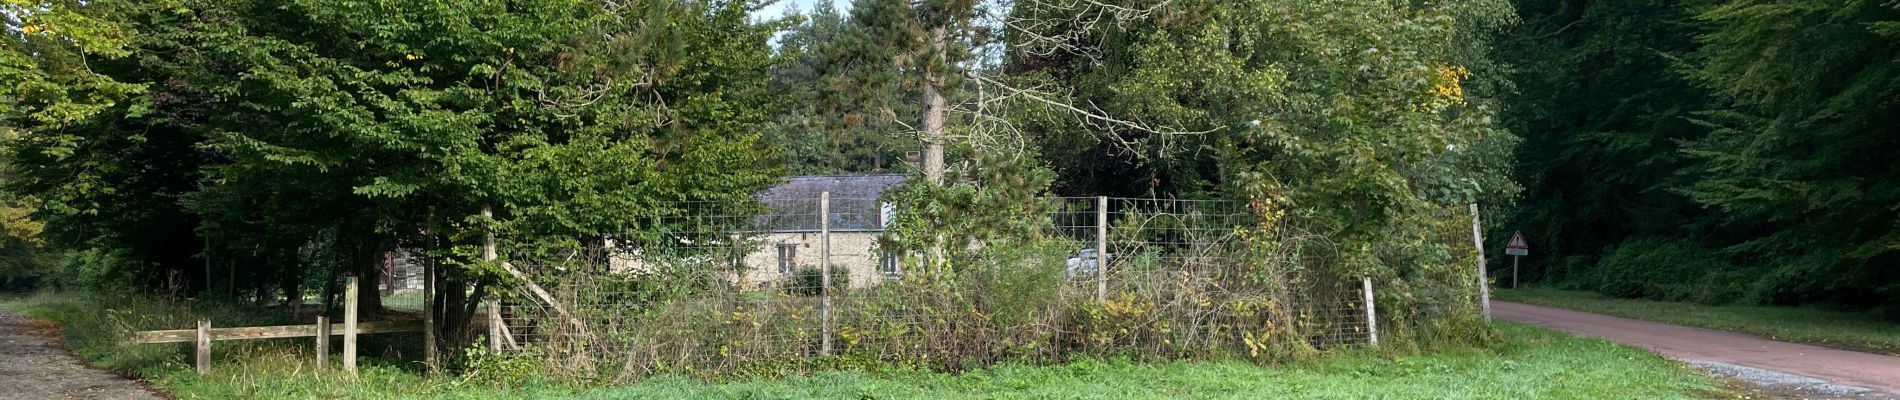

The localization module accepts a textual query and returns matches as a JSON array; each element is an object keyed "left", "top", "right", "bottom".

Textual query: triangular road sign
[{"left": 1506, "top": 231, "right": 1529, "bottom": 249}]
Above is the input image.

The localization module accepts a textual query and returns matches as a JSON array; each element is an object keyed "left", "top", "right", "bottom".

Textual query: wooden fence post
[
  {"left": 1470, "top": 204, "right": 1491, "bottom": 323},
  {"left": 819, "top": 191, "right": 833, "bottom": 355},
  {"left": 1096, "top": 196, "right": 1109, "bottom": 302},
  {"left": 315, "top": 316, "right": 329, "bottom": 370},
  {"left": 343, "top": 276, "right": 359, "bottom": 376},
  {"left": 195, "top": 319, "right": 210, "bottom": 375},
  {"left": 423, "top": 257, "right": 436, "bottom": 374},
  {"left": 1363, "top": 277, "right": 1379, "bottom": 345}
]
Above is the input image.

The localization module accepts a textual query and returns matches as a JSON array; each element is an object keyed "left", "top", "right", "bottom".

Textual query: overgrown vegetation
[
  {"left": 3, "top": 0, "right": 781, "bottom": 360},
  {"left": 517, "top": 206, "right": 1445, "bottom": 382},
  {"left": 1, "top": 292, "right": 1725, "bottom": 399},
  {"left": 3, "top": 0, "right": 1525, "bottom": 379},
  {"left": 1497, "top": 288, "right": 1900, "bottom": 356},
  {"left": 1500, "top": 0, "right": 1900, "bottom": 316}
]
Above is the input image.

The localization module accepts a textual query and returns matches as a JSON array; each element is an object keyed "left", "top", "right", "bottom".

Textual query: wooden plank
[
  {"left": 344, "top": 276, "right": 358, "bottom": 375},
  {"left": 315, "top": 316, "right": 329, "bottom": 370},
  {"left": 195, "top": 319, "right": 210, "bottom": 375},
  {"left": 489, "top": 205, "right": 587, "bottom": 336},
  {"left": 132, "top": 320, "right": 423, "bottom": 344},
  {"left": 132, "top": 329, "right": 197, "bottom": 344},
  {"left": 487, "top": 300, "right": 502, "bottom": 351},
  {"left": 499, "top": 317, "right": 518, "bottom": 350}
]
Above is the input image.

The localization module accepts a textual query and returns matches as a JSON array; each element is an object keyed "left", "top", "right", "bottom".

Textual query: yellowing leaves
[{"left": 1431, "top": 64, "right": 1471, "bottom": 106}]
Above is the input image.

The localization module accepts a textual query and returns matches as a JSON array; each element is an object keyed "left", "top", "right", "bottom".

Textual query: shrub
[
  {"left": 784, "top": 266, "right": 850, "bottom": 296},
  {"left": 1590, "top": 238, "right": 1745, "bottom": 304},
  {"left": 58, "top": 248, "right": 141, "bottom": 292}
]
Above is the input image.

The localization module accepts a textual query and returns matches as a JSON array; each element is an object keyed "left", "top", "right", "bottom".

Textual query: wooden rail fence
[{"left": 127, "top": 277, "right": 422, "bottom": 376}]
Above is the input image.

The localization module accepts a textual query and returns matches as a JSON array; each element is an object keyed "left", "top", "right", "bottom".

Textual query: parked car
[{"left": 1065, "top": 248, "right": 1109, "bottom": 276}]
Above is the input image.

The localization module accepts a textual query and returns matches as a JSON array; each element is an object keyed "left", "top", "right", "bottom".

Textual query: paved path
[
  {"left": 0, "top": 310, "right": 165, "bottom": 399},
  {"left": 1496, "top": 301, "right": 1900, "bottom": 396}
]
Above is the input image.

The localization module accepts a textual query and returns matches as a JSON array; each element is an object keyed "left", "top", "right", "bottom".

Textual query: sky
[{"left": 752, "top": 0, "right": 852, "bottom": 21}]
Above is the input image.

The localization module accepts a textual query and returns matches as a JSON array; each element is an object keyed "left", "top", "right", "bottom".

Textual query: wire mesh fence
[{"left": 494, "top": 195, "right": 1382, "bottom": 381}]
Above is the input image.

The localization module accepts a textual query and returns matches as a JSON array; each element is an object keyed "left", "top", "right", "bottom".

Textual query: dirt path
[
  {"left": 0, "top": 310, "right": 165, "bottom": 400},
  {"left": 1496, "top": 301, "right": 1900, "bottom": 397}
]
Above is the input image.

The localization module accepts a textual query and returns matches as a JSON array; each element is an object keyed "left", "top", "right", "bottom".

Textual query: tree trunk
[
  {"left": 920, "top": 26, "right": 948, "bottom": 184},
  {"left": 344, "top": 232, "right": 385, "bottom": 317},
  {"left": 381, "top": 251, "right": 396, "bottom": 296},
  {"left": 281, "top": 255, "right": 303, "bottom": 315}
]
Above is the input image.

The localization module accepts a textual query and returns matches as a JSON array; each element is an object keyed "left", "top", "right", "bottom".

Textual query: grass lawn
[
  {"left": 3, "top": 292, "right": 1728, "bottom": 399},
  {"left": 1496, "top": 287, "right": 1900, "bottom": 356}
]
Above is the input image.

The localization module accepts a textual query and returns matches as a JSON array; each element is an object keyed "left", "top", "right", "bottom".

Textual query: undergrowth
[{"left": 1, "top": 292, "right": 1726, "bottom": 399}]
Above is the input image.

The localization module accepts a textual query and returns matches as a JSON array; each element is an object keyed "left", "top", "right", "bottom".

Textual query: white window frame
[{"left": 777, "top": 243, "right": 796, "bottom": 275}]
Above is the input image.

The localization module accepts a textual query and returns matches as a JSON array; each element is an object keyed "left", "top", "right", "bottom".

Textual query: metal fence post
[
  {"left": 1096, "top": 196, "right": 1108, "bottom": 302},
  {"left": 1470, "top": 204, "right": 1491, "bottom": 323},
  {"left": 820, "top": 192, "right": 833, "bottom": 355},
  {"left": 1363, "top": 277, "right": 1378, "bottom": 345}
]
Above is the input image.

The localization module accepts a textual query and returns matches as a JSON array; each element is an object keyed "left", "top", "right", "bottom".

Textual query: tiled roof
[{"left": 756, "top": 174, "right": 908, "bottom": 232}]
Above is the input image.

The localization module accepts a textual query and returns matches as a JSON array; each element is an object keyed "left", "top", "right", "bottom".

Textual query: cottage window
[
  {"left": 777, "top": 243, "right": 797, "bottom": 275},
  {"left": 880, "top": 251, "right": 899, "bottom": 277}
]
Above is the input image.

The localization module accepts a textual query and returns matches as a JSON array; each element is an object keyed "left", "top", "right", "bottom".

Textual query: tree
[
  {"left": 765, "top": 1, "right": 914, "bottom": 174},
  {"left": 1676, "top": 0, "right": 1900, "bottom": 307},
  {"left": 4, "top": 0, "right": 785, "bottom": 352},
  {"left": 1494, "top": 0, "right": 1714, "bottom": 284},
  {"left": 1010, "top": 0, "right": 1521, "bottom": 278},
  {"left": 4, "top": 0, "right": 208, "bottom": 292},
  {"left": 1495, "top": 0, "right": 1900, "bottom": 312}
]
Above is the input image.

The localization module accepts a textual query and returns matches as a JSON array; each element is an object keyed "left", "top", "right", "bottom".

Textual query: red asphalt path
[{"left": 1494, "top": 301, "right": 1900, "bottom": 394}]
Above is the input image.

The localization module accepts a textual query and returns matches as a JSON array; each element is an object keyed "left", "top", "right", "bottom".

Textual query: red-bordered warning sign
[
  {"left": 1506, "top": 231, "right": 1529, "bottom": 249},
  {"left": 1505, "top": 231, "right": 1529, "bottom": 256}
]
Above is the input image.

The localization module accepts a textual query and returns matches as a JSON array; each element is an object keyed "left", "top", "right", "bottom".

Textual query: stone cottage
[
  {"left": 605, "top": 174, "right": 908, "bottom": 289},
  {"left": 739, "top": 174, "right": 906, "bottom": 289}
]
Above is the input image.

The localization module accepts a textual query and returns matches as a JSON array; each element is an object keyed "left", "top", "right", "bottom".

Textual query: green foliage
[
  {"left": 879, "top": 152, "right": 1059, "bottom": 276},
  {"left": 458, "top": 346, "right": 561, "bottom": 389},
  {"left": 1500, "top": 0, "right": 1900, "bottom": 311},
  {"left": 784, "top": 265, "right": 849, "bottom": 296},
  {"left": 56, "top": 247, "right": 139, "bottom": 292},
  {"left": 0, "top": 0, "right": 146, "bottom": 126},
  {"left": 763, "top": 2, "right": 915, "bottom": 174},
  {"left": 1007, "top": 4, "right": 1518, "bottom": 346},
  {"left": 2, "top": 1, "right": 786, "bottom": 358},
  {"left": 1674, "top": 0, "right": 1900, "bottom": 307},
  {"left": 1584, "top": 239, "right": 1742, "bottom": 304},
  {"left": 1497, "top": 0, "right": 1712, "bottom": 278}
]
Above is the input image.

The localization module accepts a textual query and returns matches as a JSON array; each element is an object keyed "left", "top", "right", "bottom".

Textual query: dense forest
[
  {"left": 1, "top": 0, "right": 1895, "bottom": 353},
  {"left": 1501, "top": 0, "right": 1899, "bottom": 316}
]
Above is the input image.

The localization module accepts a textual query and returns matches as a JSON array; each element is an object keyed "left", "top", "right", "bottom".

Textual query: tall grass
[{"left": 1, "top": 293, "right": 1723, "bottom": 399}]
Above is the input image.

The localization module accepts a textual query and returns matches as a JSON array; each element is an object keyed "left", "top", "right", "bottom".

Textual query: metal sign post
[{"left": 1505, "top": 231, "right": 1530, "bottom": 288}]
